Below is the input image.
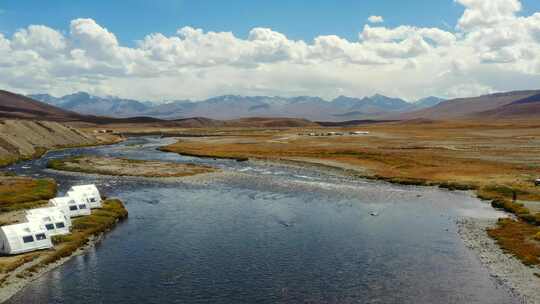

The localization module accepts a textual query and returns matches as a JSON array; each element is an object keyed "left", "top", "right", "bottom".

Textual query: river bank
[
  {"left": 256, "top": 158, "right": 540, "bottom": 303},
  {"left": 458, "top": 218, "right": 540, "bottom": 303},
  {"left": 0, "top": 120, "right": 123, "bottom": 168}
]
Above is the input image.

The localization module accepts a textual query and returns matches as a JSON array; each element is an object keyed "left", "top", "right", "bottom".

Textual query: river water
[{"left": 4, "top": 137, "right": 514, "bottom": 304}]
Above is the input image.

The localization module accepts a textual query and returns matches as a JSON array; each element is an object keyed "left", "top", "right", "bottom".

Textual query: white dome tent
[
  {"left": 0, "top": 184, "right": 105, "bottom": 255},
  {"left": 49, "top": 196, "right": 91, "bottom": 218},
  {"left": 0, "top": 222, "right": 53, "bottom": 255},
  {"left": 68, "top": 185, "right": 103, "bottom": 209},
  {"left": 25, "top": 207, "right": 72, "bottom": 237}
]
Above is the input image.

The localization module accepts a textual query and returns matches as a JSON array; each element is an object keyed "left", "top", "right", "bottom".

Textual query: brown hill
[
  {"left": 169, "top": 117, "right": 318, "bottom": 128},
  {"left": 224, "top": 117, "right": 318, "bottom": 128},
  {"left": 393, "top": 90, "right": 540, "bottom": 120},
  {"left": 0, "top": 120, "right": 98, "bottom": 165},
  {"left": 0, "top": 90, "right": 168, "bottom": 124},
  {"left": 471, "top": 93, "right": 540, "bottom": 119},
  {"left": 0, "top": 90, "right": 85, "bottom": 121}
]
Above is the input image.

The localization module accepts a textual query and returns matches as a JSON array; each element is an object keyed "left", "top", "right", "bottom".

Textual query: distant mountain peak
[{"left": 28, "top": 91, "right": 451, "bottom": 121}]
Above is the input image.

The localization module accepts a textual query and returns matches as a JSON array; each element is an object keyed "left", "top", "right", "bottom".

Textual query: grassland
[
  {"left": 48, "top": 155, "right": 216, "bottom": 177},
  {"left": 158, "top": 119, "right": 540, "bottom": 265},
  {"left": 487, "top": 218, "right": 540, "bottom": 266},
  {"left": 0, "top": 176, "right": 57, "bottom": 214}
]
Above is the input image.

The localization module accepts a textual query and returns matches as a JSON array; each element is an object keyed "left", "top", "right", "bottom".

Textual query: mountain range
[
  {"left": 3, "top": 89, "right": 539, "bottom": 125},
  {"left": 29, "top": 92, "right": 445, "bottom": 121},
  {"left": 0, "top": 90, "right": 320, "bottom": 127}
]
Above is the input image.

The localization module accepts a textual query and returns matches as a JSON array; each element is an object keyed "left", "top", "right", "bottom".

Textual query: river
[{"left": 4, "top": 137, "right": 514, "bottom": 303}]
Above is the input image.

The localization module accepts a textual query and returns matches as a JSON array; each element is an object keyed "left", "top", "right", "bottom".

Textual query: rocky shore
[{"left": 458, "top": 218, "right": 540, "bottom": 304}]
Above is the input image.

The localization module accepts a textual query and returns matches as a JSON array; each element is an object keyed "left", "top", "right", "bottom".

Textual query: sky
[{"left": 0, "top": 0, "right": 539, "bottom": 101}]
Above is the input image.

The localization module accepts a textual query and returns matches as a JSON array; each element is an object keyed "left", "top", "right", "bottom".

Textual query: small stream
[{"left": 4, "top": 137, "right": 514, "bottom": 304}]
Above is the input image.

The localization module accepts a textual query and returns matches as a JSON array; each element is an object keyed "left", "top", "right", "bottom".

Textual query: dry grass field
[{"left": 0, "top": 176, "right": 57, "bottom": 216}]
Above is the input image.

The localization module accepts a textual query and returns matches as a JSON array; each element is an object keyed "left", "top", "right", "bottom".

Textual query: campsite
[{"left": 0, "top": 184, "right": 103, "bottom": 255}]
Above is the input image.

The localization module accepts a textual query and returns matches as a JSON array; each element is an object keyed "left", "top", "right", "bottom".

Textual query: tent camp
[
  {"left": 49, "top": 196, "right": 91, "bottom": 218},
  {"left": 68, "top": 185, "right": 102, "bottom": 209},
  {"left": 25, "top": 207, "right": 72, "bottom": 236},
  {"left": 0, "top": 222, "right": 53, "bottom": 255}
]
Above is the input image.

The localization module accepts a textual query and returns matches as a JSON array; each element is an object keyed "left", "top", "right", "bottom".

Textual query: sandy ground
[
  {"left": 458, "top": 218, "right": 540, "bottom": 304},
  {"left": 0, "top": 120, "right": 98, "bottom": 163}
]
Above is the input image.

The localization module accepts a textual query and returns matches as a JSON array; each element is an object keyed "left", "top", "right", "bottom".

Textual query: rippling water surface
[{"left": 4, "top": 137, "right": 513, "bottom": 304}]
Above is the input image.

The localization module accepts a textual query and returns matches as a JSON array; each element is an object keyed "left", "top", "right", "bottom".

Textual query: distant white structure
[
  {"left": 49, "top": 196, "right": 91, "bottom": 218},
  {"left": 536, "top": 179, "right": 540, "bottom": 186},
  {"left": 68, "top": 185, "right": 103, "bottom": 209},
  {"left": 350, "top": 131, "right": 370, "bottom": 135},
  {"left": 0, "top": 222, "right": 53, "bottom": 255},
  {"left": 25, "top": 207, "right": 72, "bottom": 237}
]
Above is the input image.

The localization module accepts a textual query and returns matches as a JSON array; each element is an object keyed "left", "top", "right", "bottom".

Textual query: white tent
[
  {"left": 0, "top": 222, "right": 53, "bottom": 255},
  {"left": 68, "top": 185, "right": 103, "bottom": 209},
  {"left": 25, "top": 207, "right": 72, "bottom": 236},
  {"left": 49, "top": 196, "right": 91, "bottom": 218}
]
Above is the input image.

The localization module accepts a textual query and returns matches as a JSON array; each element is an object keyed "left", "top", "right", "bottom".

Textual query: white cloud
[
  {"left": 456, "top": 0, "right": 522, "bottom": 31},
  {"left": 0, "top": 0, "right": 539, "bottom": 101},
  {"left": 368, "top": 16, "right": 384, "bottom": 24},
  {"left": 12, "top": 25, "right": 66, "bottom": 57}
]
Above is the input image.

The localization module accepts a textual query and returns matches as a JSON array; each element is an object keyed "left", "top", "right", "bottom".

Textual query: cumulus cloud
[
  {"left": 1, "top": 0, "right": 539, "bottom": 100},
  {"left": 456, "top": 0, "right": 522, "bottom": 31},
  {"left": 368, "top": 16, "right": 384, "bottom": 23}
]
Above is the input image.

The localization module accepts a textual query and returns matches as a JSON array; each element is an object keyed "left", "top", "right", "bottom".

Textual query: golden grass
[
  {"left": 0, "top": 254, "right": 40, "bottom": 274},
  {"left": 488, "top": 218, "right": 540, "bottom": 265},
  {"left": 0, "top": 177, "right": 57, "bottom": 212}
]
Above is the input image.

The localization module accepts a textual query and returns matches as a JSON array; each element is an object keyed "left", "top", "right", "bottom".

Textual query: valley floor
[{"left": 155, "top": 119, "right": 540, "bottom": 269}]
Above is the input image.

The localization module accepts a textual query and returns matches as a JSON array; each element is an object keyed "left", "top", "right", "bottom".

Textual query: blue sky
[
  {"left": 0, "top": 0, "right": 539, "bottom": 100},
  {"left": 1, "top": 0, "right": 538, "bottom": 45}
]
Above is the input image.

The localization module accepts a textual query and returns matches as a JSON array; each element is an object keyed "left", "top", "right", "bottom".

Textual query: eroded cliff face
[{"left": 0, "top": 120, "right": 98, "bottom": 165}]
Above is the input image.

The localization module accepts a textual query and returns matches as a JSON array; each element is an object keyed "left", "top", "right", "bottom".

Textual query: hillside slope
[
  {"left": 0, "top": 90, "right": 84, "bottom": 121},
  {"left": 394, "top": 90, "right": 540, "bottom": 120},
  {"left": 0, "top": 120, "right": 98, "bottom": 166},
  {"left": 471, "top": 93, "right": 540, "bottom": 119}
]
